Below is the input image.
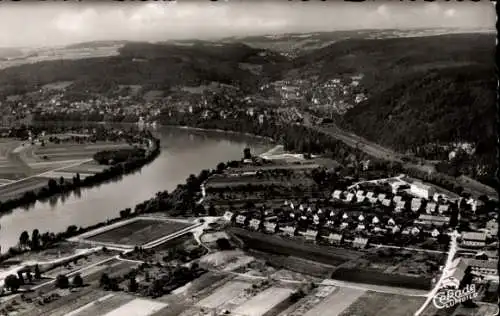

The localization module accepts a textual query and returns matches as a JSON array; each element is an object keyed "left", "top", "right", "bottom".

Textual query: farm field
[
  {"left": 338, "top": 291, "right": 427, "bottom": 316},
  {"left": 41, "top": 170, "right": 94, "bottom": 180},
  {"left": 331, "top": 268, "right": 432, "bottom": 290},
  {"left": 232, "top": 286, "right": 295, "bottom": 316},
  {"left": 0, "top": 176, "right": 50, "bottom": 200},
  {"left": 61, "top": 161, "right": 109, "bottom": 174},
  {"left": 304, "top": 287, "right": 366, "bottom": 316},
  {"left": 229, "top": 228, "right": 363, "bottom": 266},
  {"left": 196, "top": 280, "right": 253, "bottom": 309},
  {"left": 29, "top": 142, "right": 130, "bottom": 164},
  {"left": 85, "top": 219, "right": 192, "bottom": 246}
]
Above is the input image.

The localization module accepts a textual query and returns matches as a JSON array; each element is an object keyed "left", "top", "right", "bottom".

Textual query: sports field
[{"left": 85, "top": 219, "right": 192, "bottom": 246}]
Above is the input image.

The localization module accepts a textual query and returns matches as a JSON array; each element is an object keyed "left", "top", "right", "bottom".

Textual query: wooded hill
[{"left": 0, "top": 42, "right": 286, "bottom": 97}]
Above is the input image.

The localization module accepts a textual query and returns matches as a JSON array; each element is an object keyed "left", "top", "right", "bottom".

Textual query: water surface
[{"left": 0, "top": 126, "right": 272, "bottom": 251}]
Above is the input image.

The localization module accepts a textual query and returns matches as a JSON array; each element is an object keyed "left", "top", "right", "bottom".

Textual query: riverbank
[{"left": 0, "top": 134, "right": 161, "bottom": 250}]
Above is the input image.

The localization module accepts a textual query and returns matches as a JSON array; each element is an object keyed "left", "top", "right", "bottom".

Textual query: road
[{"left": 413, "top": 230, "right": 459, "bottom": 316}]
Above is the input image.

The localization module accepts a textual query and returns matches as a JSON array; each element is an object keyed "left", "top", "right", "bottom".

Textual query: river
[{"left": 0, "top": 126, "right": 273, "bottom": 251}]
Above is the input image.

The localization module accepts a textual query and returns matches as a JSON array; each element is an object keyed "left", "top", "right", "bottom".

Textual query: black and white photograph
[{"left": 0, "top": 1, "right": 497, "bottom": 315}]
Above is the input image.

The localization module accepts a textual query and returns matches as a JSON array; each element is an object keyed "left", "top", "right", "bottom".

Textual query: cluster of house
[
  {"left": 222, "top": 192, "right": 450, "bottom": 250},
  {"left": 332, "top": 187, "right": 453, "bottom": 225},
  {"left": 443, "top": 252, "right": 498, "bottom": 289},
  {"left": 225, "top": 208, "right": 371, "bottom": 249}
]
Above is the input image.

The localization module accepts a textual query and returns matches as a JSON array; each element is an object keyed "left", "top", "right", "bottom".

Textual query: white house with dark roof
[
  {"left": 264, "top": 222, "right": 277, "bottom": 233},
  {"left": 356, "top": 190, "right": 365, "bottom": 198},
  {"left": 235, "top": 215, "right": 247, "bottom": 225},
  {"left": 345, "top": 193, "right": 355, "bottom": 203},
  {"left": 340, "top": 222, "right": 349, "bottom": 230},
  {"left": 366, "top": 192, "right": 374, "bottom": 199},
  {"left": 426, "top": 202, "right": 437, "bottom": 214},
  {"left": 325, "top": 233, "right": 343, "bottom": 245},
  {"left": 301, "top": 229, "right": 318, "bottom": 241},
  {"left": 410, "top": 182, "right": 434, "bottom": 199},
  {"left": 382, "top": 199, "right": 392, "bottom": 207},
  {"left": 461, "top": 232, "right": 487, "bottom": 248},
  {"left": 431, "top": 229, "right": 440, "bottom": 238},
  {"left": 358, "top": 214, "right": 365, "bottom": 221},
  {"left": 281, "top": 226, "right": 296, "bottom": 237},
  {"left": 411, "top": 198, "right": 422, "bottom": 212},
  {"left": 313, "top": 214, "right": 320, "bottom": 224},
  {"left": 372, "top": 216, "right": 380, "bottom": 225},
  {"left": 387, "top": 218, "right": 396, "bottom": 226},
  {"left": 223, "top": 211, "right": 234, "bottom": 222},
  {"left": 393, "top": 196, "right": 403, "bottom": 203},
  {"left": 369, "top": 197, "right": 378, "bottom": 204},
  {"left": 377, "top": 193, "right": 386, "bottom": 202},
  {"left": 352, "top": 237, "right": 369, "bottom": 249},
  {"left": 249, "top": 218, "right": 261, "bottom": 230},
  {"left": 357, "top": 223, "right": 366, "bottom": 231},
  {"left": 332, "top": 190, "right": 342, "bottom": 200}
]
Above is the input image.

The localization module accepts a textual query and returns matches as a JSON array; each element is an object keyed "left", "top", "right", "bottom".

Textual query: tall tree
[
  {"left": 4, "top": 275, "right": 20, "bottom": 292},
  {"left": 19, "top": 231, "right": 30, "bottom": 248},
  {"left": 72, "top": 274, "right": 84, "bottom": 287},
  {"left": 31, "top": 229, "right": 40, "bottom": 250},
  {"left": 243, "top": 147, "right": 252, "bottom": 160},
  {"left": 55, "top": 274, "right": 69, "bottom": 289}
]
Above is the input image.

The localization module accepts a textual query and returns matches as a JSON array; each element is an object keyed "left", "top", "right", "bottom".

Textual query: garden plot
[
  {"left": 196, "top": 280, "right": 253, "bottom": 309},
  {"left": 231, "top": 286, "right": 295, "bottom": 316},
  {"left": 0, "top": 177, "right": 49, "bottom": 200},
  {"left": 303, "top": 287, "right": 366, "bottom": 316},
  {"left": 278, "top": 286, "right": 336, "bottom": 316},
  {"left": 200, "top": 231, "right": 230, "bottom": 244}
]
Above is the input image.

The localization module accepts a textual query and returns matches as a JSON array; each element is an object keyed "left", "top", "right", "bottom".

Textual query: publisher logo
[{"left": 433, "top": 284, "right": 478, "bottom": 309}]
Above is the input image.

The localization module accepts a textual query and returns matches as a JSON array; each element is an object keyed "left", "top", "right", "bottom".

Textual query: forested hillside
[{"left": 0, "top": 42, "right": 286, "bottom": 97}]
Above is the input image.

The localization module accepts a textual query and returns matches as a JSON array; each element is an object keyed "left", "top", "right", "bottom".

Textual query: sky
[{"left": 0, "top": 0, "right": 495, "bottom": 48}]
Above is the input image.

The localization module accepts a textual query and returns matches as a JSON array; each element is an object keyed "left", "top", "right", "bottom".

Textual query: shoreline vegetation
[
  {"left": 0, "top": 118, "right": 495, "bottom": 264},
  {"left": 0, "top": 127, "right": 161, "bottom": 259}
]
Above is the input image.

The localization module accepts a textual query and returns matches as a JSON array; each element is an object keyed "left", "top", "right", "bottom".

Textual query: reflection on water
[{"left": 0, "top": 126, "right": 272, "bottom": 251}]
